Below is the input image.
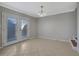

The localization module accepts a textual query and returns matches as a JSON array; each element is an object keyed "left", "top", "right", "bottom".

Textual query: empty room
[{"left": 0, "top": 2, "right": 79, "bottom": 56}]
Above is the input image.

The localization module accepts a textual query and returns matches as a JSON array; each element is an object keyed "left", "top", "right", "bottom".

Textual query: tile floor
[{"left": 0, "top": 39, "right": 79, "bottom": 56}]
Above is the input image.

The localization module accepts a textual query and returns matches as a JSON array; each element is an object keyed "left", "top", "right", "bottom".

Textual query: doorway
[{"left": 2, "top": 12, "right": 29, "bottom": 47}]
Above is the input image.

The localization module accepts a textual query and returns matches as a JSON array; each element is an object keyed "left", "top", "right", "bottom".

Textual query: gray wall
[
  {"left": 0, "top": 6, "right": 3, "bottom": 47},
  {"left": 37, "top": 11, "right": 77, "bottom": 41},
  {"left": 77, "top": 3, "right": 79, "bottom": 52},
  {"left": 29, "top": 18, "right": 37, "bottom": 39}
]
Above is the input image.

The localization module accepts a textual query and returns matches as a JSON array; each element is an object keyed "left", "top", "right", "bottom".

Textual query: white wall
[
  {"left": 0, "top": 21, "right": 1, "bottom": 47},
  {"left": 77, "top": 3, "right": 79, "bottom": 52},
  {"left": 37, "top": 11, "right": 77, "bottom": 41},
  {"left": 29, "top": 18, "right": 37, "bottom": 39}
]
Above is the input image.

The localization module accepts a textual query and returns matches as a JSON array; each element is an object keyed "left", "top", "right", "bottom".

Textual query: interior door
[
  {"left": 2, "top": 12, "right": 19, "bottom": 46},
  {"left": 19, "top": 16, "right": 29, "bottom": 41}
]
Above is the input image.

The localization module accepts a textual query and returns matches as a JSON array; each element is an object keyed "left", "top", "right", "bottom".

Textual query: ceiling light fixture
[{"left": 38, "top": 5, "right": 46, "bottom": 17}]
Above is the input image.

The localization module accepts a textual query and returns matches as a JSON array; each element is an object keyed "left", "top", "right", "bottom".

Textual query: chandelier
[{"left": 38, "top": 5, "right": 46, "bottom": 17}]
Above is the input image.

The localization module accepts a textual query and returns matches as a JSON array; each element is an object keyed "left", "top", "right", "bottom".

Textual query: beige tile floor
[{"left": 0, "top": 39, "right": 79, "bottom": 56}]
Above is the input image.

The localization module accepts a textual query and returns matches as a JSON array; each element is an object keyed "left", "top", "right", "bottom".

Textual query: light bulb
[{"left": 38, "top": 12, "right": 46, "bottom": 17}]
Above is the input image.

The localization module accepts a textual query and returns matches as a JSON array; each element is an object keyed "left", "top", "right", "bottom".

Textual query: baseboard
[
  {"left": 28, "top": 37, "right": 38, "bottom": 40},
  {"left": 37, "top": 36, "right": 69, "bottom": 43}
]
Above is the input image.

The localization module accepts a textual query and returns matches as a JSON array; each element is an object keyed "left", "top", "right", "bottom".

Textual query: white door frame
[
  {"left": 18, "top": 16, "right": 30, "bottom": 42},
  {"left": 2, "top": 12, "right": 19, "bottom": 47},
  {"left": 2, "top": 12, "right": 30, "bottom": 47}
]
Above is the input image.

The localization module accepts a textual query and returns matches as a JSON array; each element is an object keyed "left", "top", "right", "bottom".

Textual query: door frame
[
  {"left": 2, "top": 12, "right": 30, "bottom": 47},
  {"left": 18, "top": 16, "right": 30, "bottom": 42},
  {"left": 2, "top": 12, "right": 19, "bottom": 47}
]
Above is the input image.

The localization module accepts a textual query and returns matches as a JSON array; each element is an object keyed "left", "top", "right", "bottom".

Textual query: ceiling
[{"left": 0, "top": 2, "right": 77, "bottom": 18}]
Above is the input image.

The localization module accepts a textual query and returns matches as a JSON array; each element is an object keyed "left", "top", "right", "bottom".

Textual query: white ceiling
[{"left": 0, "top": 2, "right": 77, "bottom": 18}]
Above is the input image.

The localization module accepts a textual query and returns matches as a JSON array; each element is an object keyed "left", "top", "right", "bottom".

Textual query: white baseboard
[
  {"left": 28, "top": 37, "right": 38, "bottom": 40},
  {"left": 37, "top": 36, "right": 69, "bottom": 43}
]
